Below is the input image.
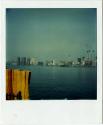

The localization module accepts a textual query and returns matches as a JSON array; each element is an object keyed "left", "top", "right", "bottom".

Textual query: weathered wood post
[{"left": 6, "top": 69, "right": 31, "bottom": 100}]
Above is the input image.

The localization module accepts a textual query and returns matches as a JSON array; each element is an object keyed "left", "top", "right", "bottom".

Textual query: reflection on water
[{"left": 7, "top": 65, "right": 97, "bottom": 100}]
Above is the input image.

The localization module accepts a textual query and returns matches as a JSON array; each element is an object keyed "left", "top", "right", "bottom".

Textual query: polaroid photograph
[
  {"left": 6, "top": 8, "right": 97, "bottom": 100},
  {"left": 0, "top": 0, "right": 102, "bottom": 125}
]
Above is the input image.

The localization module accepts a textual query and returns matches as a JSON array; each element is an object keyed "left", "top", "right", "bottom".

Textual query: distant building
[
  {"left": 24, "top": 57, "right": 27, "bottom": 65},
  {"left": 72, "top": 61, "right": 78, "bottom": 66},
  {"left": 81, "top": 60, "right": 85, "bottom": 66},
  {"left": 81, "top": 57, "right": 85, "bottom": 66},
  {"left": 77, "top": 58, "right": 81, "bottom": 64},
  {"left": 52, "top": 60, "right": 56, "bottom": 66},
  {"left": 65, "top": 61, "right": 73, "bottom": 66},
  {"left": 27, "top": 58, "right": 30, "bottom": 65},
  {"left": 57, "top": 61, "right": 66, "bottom": 67},
  {"left": 38, "top": 61, "right": 44, "bottom": 66},
  {"left": 30, "top": 58, "right": 38, "bottom": 65},
  {"left": 46, "top": 60, "right": 56, "bottom": 66},
  {"left": 17, "top": 57, "right": 21, "bottom": 65},
  {"left": 85, "top": 60, "right": 92, "bottom": 66},
  {"left": 21, "top": 57, "right": 26, "bottom": 65}
]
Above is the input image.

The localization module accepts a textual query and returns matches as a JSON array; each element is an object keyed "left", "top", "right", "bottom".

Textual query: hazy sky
[{"left": 6, "top": 8, "right": 97, "bottom": 61}]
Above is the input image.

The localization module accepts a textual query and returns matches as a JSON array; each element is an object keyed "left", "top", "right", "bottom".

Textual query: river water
[{"left": 8, "top": 65, "right": 97, "bottom": 100}]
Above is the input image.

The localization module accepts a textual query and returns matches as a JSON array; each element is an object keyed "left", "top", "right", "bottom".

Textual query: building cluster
[
  {"left": 7, "top": 57, "right": 38, "bottom": 66},
  {"left": 17, "top": 57, "right": 38, "bottom": 65},
  {"left": 7, "top": 56, "right": 97, "bottom": 67},
  {"left": 45, "top": 57, "right": 97, "bottom": 67}
]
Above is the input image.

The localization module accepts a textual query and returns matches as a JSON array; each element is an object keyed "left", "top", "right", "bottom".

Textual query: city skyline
[{"left": 6, "top": 8, "right": 97, "bottom": 61}]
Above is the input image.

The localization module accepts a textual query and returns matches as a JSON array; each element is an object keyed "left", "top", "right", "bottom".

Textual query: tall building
[
  {"left": 17, "top": 57, "right": 21, "bottom": 65},
  {"left": 23, "top": 57, "right": 26, "bottom": 65},
  {"left": 21, "top": 57, "right": 26, "bottom": 65},
  {"left": 27, "top": 58, "right": 30, "bottom": 65}
]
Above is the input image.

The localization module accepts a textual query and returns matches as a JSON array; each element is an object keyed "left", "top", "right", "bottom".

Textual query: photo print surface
[{"left": 6, "top": 8, "right": 97, "bottom": 100}]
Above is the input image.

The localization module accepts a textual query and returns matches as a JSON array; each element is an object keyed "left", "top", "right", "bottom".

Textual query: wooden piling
[
  {"left": 6, "top": 69, "right": 31, "bottom": 100},
  {"left": 6, "top": 69, "right": 12, "bottom": 100}
]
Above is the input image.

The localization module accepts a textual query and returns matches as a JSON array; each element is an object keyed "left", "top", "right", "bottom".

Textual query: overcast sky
[{"left": 6, "top": 8, "right": 97, "bottom": 61}]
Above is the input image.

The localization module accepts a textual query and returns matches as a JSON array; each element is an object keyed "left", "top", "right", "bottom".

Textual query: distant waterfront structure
[
  {"left": 30, "top": 58, "right": 35, "bottom": 65},
  {"left": 30, "top": 58, "right": 38, "bottom": 65},
  {"left": 23, "top": 57, "right": 27, "bottom": 65},
  {"left": 27, "top": 58, "right": 31, "bottom": 65},
  {"left": 17, "top": 57, "right": 21, "bottom": 65},
  {"left": 72, "top": 61, "right": 77, "bottom": 66},
  {"left": 9, "top": 52, "right": 97, "bottom": 67},
  {"left": 81, "top": 60, "right": 85, "bottom": 66},
  {"left": 38, "top": 61, "right": 44, "bottom": 66},
  {"left": 86, "top": 50, "right": 91, "bottom": 60},
  {"left": 21, "top": 57, "right": 26, "bottom": 65},
  {"left": 17, "top": 57, "right": 38, "bottom": 65},
  {"left": 81, "top": 57, "right": 85, "bottom": 66},
  {"left": 17, "top": 57, "right": 26, "bottom": 65},
  {"left": 57, "top": 60, "right": 66, "bottom": 67},
  {"left": 77, "top": 58, "right": 81, "bottom": 64},
  {"left": 46, "top": 60, "right": 56, "bottom": 66},
  {"left": 52, "top": 60, "right": 56, "bottom": 66}
]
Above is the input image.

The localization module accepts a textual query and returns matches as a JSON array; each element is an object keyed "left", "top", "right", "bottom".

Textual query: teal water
[{"left": 7, "top": 66, "right": 97, "bottom": 100}]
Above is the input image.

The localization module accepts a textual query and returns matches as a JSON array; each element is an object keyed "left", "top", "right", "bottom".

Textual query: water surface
[{"left": 10, "top": 66, "right": 97, "bottom": 100}]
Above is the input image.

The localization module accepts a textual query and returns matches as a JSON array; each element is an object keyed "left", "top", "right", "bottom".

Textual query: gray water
[{"left": 9, "top": 65, "right": 97, "bottom": 100}]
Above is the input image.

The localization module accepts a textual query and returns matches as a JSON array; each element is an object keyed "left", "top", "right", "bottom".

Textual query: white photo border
[{"left": 0, "top": 0, "right": 102, "bottom": 124}]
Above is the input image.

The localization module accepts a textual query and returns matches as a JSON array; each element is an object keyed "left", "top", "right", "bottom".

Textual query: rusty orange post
[{"left": 6, "top": 69, "right": 31, "bottom": 100}]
